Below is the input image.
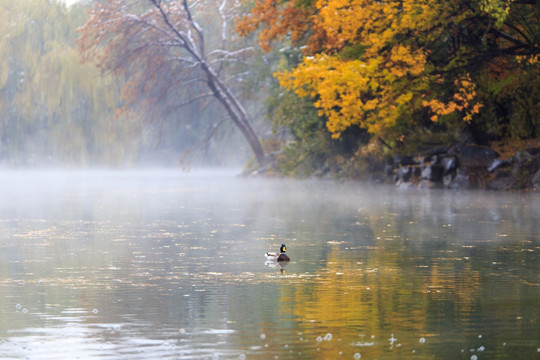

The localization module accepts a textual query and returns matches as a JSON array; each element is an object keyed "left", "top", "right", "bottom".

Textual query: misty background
[{"left": 0, "top": 0, "right": 271, "bottom": 168}]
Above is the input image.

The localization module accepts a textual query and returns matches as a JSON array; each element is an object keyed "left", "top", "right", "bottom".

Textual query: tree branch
[
  {"left": 207, "top": 47, "right": 254, "bottom": 59},
  {"left": 177, "top": 92, "right": 215, "bottom": 107},
  {"left": 490, "top": 27, "right": 530, "bottom": 48},
  {"left": 149, "top": 0, "right": 201, "bottom": 60},
  {"left": 182, "top": 0, "right": 206, "bottom": 56}
]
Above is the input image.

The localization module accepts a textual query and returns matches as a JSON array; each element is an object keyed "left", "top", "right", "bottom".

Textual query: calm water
[{"left": 0, "top": 170, "right": 538, "bottom": 359}]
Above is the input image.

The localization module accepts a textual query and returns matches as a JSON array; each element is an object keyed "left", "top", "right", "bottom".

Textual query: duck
[{"left": 265, "top": 243, "right": 290, "bottom": 262}]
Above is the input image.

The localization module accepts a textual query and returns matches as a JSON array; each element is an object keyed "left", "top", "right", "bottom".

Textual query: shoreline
[{"left": 248, "top": 142, "right": 540, "bottom": 192}]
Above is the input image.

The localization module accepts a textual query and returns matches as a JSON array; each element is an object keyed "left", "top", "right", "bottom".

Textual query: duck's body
[
  {"left": 276, "top": 252, "right": 290, "bottom": 262},
  {"left": 265, "top": 244, "right": 290, "bottom": 262}
]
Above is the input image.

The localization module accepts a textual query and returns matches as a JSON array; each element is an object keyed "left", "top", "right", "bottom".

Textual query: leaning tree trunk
[
  {"left": 203, "top": 63, "right": 266, "bottom": 165},
  {"left": 153, "top": 0, "right": 266, "bottom": 166},
  {"left": 78, "top": 1, "right": 267, "bottom": 166}
]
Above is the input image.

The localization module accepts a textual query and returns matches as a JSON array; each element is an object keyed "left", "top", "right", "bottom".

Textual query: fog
[
  {"left": 1, "top": 169, "right": 539, "bottom": 359},
  {"left": 2, "top": 0, "right": 539, "bottom": 357},
  {"left": 0, "top": 0, "right": 267, "bottom": 169},
  {"left": 3, "top": 168, "right": 539, "bottom": 241}
]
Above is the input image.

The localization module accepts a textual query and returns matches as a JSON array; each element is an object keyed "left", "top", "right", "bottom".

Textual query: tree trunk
[
  {"left": 203, "top": 63, "right": 266, "bottom": 165},
  {"left": 152, "top": 0, "right": 267, "bottom": 166}
]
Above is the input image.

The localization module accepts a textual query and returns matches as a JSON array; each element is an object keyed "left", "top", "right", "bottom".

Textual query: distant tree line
[
  {"left": 0, "top": 0, "right": 261, "bottom": 167},
  {"left": 1, "top": 0, "right": 538, "bottom": 175}
]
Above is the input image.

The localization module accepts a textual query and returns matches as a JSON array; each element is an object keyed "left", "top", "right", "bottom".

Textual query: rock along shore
[{"left": 386, "top": 144, "right": 540, "bottom": 191}]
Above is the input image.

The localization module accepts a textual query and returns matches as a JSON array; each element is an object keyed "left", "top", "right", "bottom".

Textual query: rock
[
  {"left": 532, "top": 170, "right": 540, "bottom": 191},
  {"left": 385, "top": 143, "right": 537, "bottom": 191},
  {"left": 413, "top": 166, "right": 422, "bottom": 178},
  {"left": 397, "top": 180, "right": 416, "bottom": 190},
  {"left": 394, "top": 155, "right": 414, "bottom": 167},
  {"left": 314, "top": 165, "right": 330, "bottom": 177},
  {"left": 418, "top": 180, "right": 439, "bottom": 189},
  {"left": 488, "top": 158, "right": 511, "bottom": 172},
  {"left": 449, "top": 169, "right": 469, "bottom": 190},
  {"left": 488, "top": 176, "right": 514, "bottom": 191},
  {"left": 443, "top": 173, "right": 454, "bottom": 187},
  {"left": 526, "top": 146, "right": 540, "bottom": 157},
  {"left": 397, "top": 165, "right": 412, "bottom": 182},
  {"left": 459, "top": 145, "right": 499, "bottom": 168},
  {"left": 442, "top": 156, "right": 458, "bottom": 174},
  {"left": 384, "top": 163, "right": 394, "bottom": 176},
  {"left": 421, "top": 164, "right": 444, "bottom": 182},
  {"left": 493, "top": 168, "right": 512, "bottom": 179},
  {"left": 513, "top": 151, "right": 532, "bottom": 164},
  {"left": 512, "top": 156, "right": 540, "bottom": 188},
  {"left": 428, "top": 146, "right": 450, "bottom": 156},
  {"left": 467, "top": 168, "right": 490, "bottom": 189}
]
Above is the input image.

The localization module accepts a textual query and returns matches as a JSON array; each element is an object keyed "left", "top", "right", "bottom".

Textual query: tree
[
  {"left": 78, "top": 0, "right": 267, "bottom": 165},
  {"left": 240, "top": 0, "right": 540, "bottom": 142},
  {"left": 0, "top": 0, "right": 141, "bottom": 165}
]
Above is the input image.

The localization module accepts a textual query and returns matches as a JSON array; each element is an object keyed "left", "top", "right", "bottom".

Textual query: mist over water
[{"left": 0, "top": 169, "right": 539, "bottom": 359}]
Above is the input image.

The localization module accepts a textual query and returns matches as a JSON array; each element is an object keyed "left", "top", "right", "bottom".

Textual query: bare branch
[
  {"left": 79, "top": 0, "right": 266, "bottom": 164},
  {"left": 490, "top": 27, "right": 530, "bottom": 48},
  {"left": 182, "top": 0, "right": 206, "bottom": 56},
  {"left": 180, "top": 77, "right": 209, "bottom": 86},
  {"left": 149, "top": 0, "right": 201, "bottom": 60},
  {"left": 177, "top": 92, "right": 215, "bottom": 107},
  {"left": 214, "top": 0, "right": 230, "bottom": 75},
  {"left": 208, "top": 57, "right": 249, "bottom": 66},
  {"left": 207, "top": 47, "right": 255, "bottom": 59},
  {"left": 203, "top": 118, "right": 227, "bottom": 143},
  {"left": 173, "top": 55, "right": 198, "bottom": 66},
  {"left": 188, "top": 0, "right": 203, "bottom": 9}
]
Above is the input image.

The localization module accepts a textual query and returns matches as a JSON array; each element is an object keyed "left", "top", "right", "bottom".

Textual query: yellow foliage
[
  {"left": 242, "top": 0, "right": 535, "bottom": 144},
  {"left": 274, "top": 0, "right": 440, "bottom": 137},
  {"left": 316, "top": 0, "right": 438, "bottom": 54},
  {"left": 422, "top": 74, "right": 483, "bottom": 123},
  {"left": 278, "top": 46, "right": 427, "bottom": 136},
  {"left": 516, "top": 54, "right": 539, "bottom": 65}
]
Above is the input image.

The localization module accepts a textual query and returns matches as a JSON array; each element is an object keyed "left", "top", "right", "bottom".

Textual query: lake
[{"left": 0, "top": 170, "right": 538, "bottom": 359}]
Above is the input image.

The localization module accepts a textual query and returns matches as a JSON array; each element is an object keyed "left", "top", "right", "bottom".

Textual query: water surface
[{"left": 0, "top": 170, "right": 539, "bottom": 359}]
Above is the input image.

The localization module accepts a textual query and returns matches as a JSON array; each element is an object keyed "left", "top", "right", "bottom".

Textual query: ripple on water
[{"left": 1, "top": 172, "right": 539, "bottom": 360}]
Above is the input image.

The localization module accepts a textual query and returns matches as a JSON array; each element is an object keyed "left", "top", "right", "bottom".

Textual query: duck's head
[{"left": 280, "top": 244, "right": 287, "bottom": 253}]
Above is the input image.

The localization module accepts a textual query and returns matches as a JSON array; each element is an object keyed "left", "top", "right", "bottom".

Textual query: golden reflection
[{"left": 276, "top": 237, "right": 490, "bottom": 358}]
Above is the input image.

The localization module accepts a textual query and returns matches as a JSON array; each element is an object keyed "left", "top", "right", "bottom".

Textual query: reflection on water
[{"left": 0, "top": 170, "right": 539, "bottom": 359}]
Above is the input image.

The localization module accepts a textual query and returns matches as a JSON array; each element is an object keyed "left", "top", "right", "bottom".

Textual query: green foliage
[
  {"left": 475, "top": 64, "right": 540, "bottom": 140},
  {"left": 268, "top": 88, "right": 331, "bottom": 176},
  {"left": 480, "top": 0, "right": 512, "bottom": 27},
  {"left": 244, "top": 0, "right": 540, "bottom": 178},
  {"left": 0, "top": 0, "right": 137, "bottom": 165},
  {"left": 0, "top": 0, "right": 248, "bottom": 166},
  {"left": 268, "top": 85, "right": 376, "bottom": 177},
  {"left": 340, "top": 44, "right": 366, "bottom": 60}
]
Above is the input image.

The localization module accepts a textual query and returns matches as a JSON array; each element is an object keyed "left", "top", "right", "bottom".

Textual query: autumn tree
[
  {"left": 78, "top": 0, "right": 267, "bottom": 165},
  {"left": 240, "top": 0, "right": 540, "bottom": 143}
]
